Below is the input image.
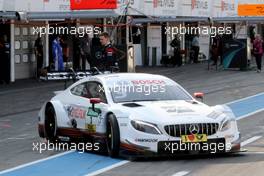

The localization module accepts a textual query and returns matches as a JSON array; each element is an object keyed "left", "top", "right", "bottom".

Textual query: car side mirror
[
  {"left": 90, "top": 98, "right": 101, "bottom": 111},
  {"left": 194, "top": 92, "right": 204, "bottom": 102}
]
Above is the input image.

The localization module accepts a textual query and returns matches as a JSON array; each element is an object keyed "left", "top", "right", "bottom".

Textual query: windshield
[{"left": 107, "top": 79, "right": 193, "bottom": 103}]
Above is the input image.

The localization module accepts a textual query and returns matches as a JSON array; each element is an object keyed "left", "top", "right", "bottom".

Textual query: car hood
[{"left": 118, "top": 100, "right": 222, "bottom": 124}]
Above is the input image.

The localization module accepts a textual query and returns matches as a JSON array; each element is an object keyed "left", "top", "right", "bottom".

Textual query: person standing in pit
[
  {"left": 80, "top": 34, "right": 93, "bottom": 69},
  {"left": 34, "top": 35, "right": 43, "bottom": 78},
  {"left": 253, "top": 34, "right": 264, "bottom": 73},
  {"left": 191, "top": 34, "right": 200, "bottom": 63},
  {"left": 52, "top": 36, "right": 64, "bottom": 71},
  {"left": 0, "top": 36, "right": 5, "bottom": 84},
  {"left": 211, "top": 36, "right": 219, "bottom": 66},
  {"left": 99, "top": 32, "right": 117, "bottom": 71},
  {"left": 170, "top": 35, "right": 182, "bottom": 67},
  {"left": 2, "top": 35, "right": 10, "bottom": 84}
]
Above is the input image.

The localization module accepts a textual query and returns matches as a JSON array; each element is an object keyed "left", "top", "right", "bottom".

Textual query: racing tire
[
  {"left": 106, "top": 114, "right": 120, "bottom": 158},
  {"left": 44, "top": 105, "right": 58, "bottom": 143}
]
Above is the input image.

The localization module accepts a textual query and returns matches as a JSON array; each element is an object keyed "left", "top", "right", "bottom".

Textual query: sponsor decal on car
[
  {"left": 161, "top": 106, "right": 195, "bottom": 113},
  {"left": 87, "top": 107, "right": 101, "bottom": 117},
  {"left": 131, "top": 80, "right": 166, "bottom": 85},
  {"left": 66, "top": 106, "right": 87, "bottom": 119},
  {"left": 120, "top": 123, "right": 128, "bottom": 127},
  {"left": 135, "top": 139, "right": 158, "bottom": 143},
  {"left": 85, "top": 106, "right": 102, "bottom": 132},
  {"left": 85, "top": 124, "right": 97, "bottom": 133},
  {"left": 181, "top": 134, "right": 208, "bottom": 143}
]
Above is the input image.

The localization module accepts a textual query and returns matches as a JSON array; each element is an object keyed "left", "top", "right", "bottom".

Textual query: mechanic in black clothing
[
  {"left": 0, "top": 36, "right": 5, "bottom": 84},
  {"left": 80, "top": 34, "right": 92, "bottom": 69},
  {"left": 1, "top": 35, "right": 10, "bottom": 84},
  {"left": 98, "top": 32, "right": 126, "bottom": 71},
  {"left": 73, "top": 34, "right": 81, "bottom": 70},
  {"left": 34, "top": 36, "right": 43, "bottom": 78},
  {"left": 99, "top": 32, "right": 117, "bottom": 71},
  {"left": 170, "top": 35, "right": 182, "bottom": 67}
]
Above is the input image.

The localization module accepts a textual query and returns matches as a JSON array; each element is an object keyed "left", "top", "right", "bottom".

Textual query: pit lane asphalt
[{"left": 0, "top": 63, "right": 264, "bottom": 176}]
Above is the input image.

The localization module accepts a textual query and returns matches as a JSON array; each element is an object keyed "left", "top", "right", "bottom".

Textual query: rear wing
[
  {"left": 39, "top": 71, "right": 93, "bottom": 81},
  {"left": 39, "top": 67, "right": 119, "bottom": 89}
]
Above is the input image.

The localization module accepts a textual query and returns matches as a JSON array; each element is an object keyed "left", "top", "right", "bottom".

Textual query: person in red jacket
[{"left": 253, "top": 34, "right": 264, "bottom": 73}]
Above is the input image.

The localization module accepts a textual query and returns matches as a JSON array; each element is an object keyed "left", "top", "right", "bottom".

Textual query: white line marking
[
  {"left": 0, "top": 151, "right": 74, "bottom": 174},
  {"left": 0, "top": 134, "right": 33, "bottom": 142},
  {"left": 171, "top": 171, "right": 190, "bottom": 176},
  {"left": 85, "top": 160, "right": 130, "bottom": 176},
  {"left": 7, "top": 138, "right": 26, "bottom": 140},
  {"left": 236, "top": 108, "right": 264, "bottom": 120},
  {"left": 17, "top": 134, "right": 30, "bottom": 137},
  {"left": 241, "top": 136, "right": 262, "bottom": 147},
  {"left": 225, "top": 92, "right": 264, "bottom": 105},
  {"left": 245, "top": 152, "right": 264, "bottom": 154}
]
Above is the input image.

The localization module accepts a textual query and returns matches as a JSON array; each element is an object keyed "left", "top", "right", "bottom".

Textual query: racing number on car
[{"left": 85, "top": 107, "right": 102, "bottom": 133}]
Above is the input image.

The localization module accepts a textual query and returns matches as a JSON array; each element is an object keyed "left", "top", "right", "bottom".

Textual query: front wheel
[{"left": 106, "top": 114, "right": 120, "bottom": 158}]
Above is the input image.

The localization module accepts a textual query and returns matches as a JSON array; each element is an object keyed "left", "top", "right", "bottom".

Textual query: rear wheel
[
  {"left": 106, "top": 114, "right": 120, "bottom": 158},
  {"left": 44, "top": 105, "right": 57, "bottom": 142}
]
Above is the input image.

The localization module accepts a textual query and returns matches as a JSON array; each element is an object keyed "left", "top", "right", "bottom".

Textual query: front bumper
[
  {"left": 120, "top": 136, "right": 241, "bottom": 157},
  {"left": 120, "top": 126, "right": 241, "bottom": 157}
]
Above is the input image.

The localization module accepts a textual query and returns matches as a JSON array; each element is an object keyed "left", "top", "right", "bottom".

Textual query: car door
[
  {"left": 84, "top": 81, "right": 108, "bottom": 134},
  {"left": 62, "top": 82, "right": 91, "bottom": 130},
  {"left": 64, "top": 81, "right": 108, "bottom": 133}
]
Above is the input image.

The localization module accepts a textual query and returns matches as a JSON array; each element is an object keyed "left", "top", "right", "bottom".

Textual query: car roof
[{"left": 68, "top": 73, "right": 182, "bottom": 91}]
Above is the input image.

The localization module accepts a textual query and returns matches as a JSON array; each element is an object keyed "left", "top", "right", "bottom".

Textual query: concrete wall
[{"left": 14, "top": 24, "right": 38, "bottom": 79}]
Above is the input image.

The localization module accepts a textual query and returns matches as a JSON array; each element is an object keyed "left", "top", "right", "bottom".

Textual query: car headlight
[
  {"left": 131, "top": 120, "right": 162, "bottom": 135},
  {"left": 220, "top": 118, "right": 232, "bottom": 131}
]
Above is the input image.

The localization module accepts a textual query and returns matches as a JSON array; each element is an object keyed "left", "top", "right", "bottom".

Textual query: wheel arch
[
  {"left": 46, "top": 100, "right": 69, "bottom": 128},
  {"left": 105, "top": 111, "right": 122, "bottom": 130},
  {"left": 45, "top": 102, "right": 58, "bottom": 125}
]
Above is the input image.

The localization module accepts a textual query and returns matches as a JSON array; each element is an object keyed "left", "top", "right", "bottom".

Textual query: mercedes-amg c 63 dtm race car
[{"left": 38, "top": 72, "right": 241, "bottom": 157}]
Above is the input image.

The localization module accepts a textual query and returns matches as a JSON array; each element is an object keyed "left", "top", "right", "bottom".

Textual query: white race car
[{"left": 38, "top": 73, "right": 241, "bottom": 157}]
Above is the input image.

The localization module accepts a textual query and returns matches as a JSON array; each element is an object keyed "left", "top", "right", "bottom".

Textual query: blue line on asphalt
[
  {"left": 0, "top": 152, "right": 123, "bottom": 176},
  {"left": 227, "top": 93, "right": 264, "bottom": 118},
  {"left": 1, "top": 92, "right": 264, "bottom": 176}
]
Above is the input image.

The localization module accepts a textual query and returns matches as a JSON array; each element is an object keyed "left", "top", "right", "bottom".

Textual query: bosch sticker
[{"left": 131, "top": 80, "right": 166, "bottom": 85}]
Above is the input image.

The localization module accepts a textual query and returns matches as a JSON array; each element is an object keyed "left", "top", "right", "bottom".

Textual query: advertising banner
[
  {"left": 70, "top": 0, "right": 117, "bottom": 10},
  {"left": 150, "top": 0, "right": 181, "bottom": 16},
  {"left": 179, "top": 0, "right": 211, "bottom": 17},
  {"left": 44, "top": 0, "right": 71, "bottom": 11},
  {"left": 221, "top": 0, "right": 237, "bottom": 17},
  {"left": 115, "top": 0, "right": 143, "bottom": 16},
  {"left": 223, "top": 39, "right": 248, "bottom": 70},
  {"left": 191, "top": 0, "right": 212, "bottom": 17},
  {"left": 238, "top": 4, "right": 264, "bottom": 16}
]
